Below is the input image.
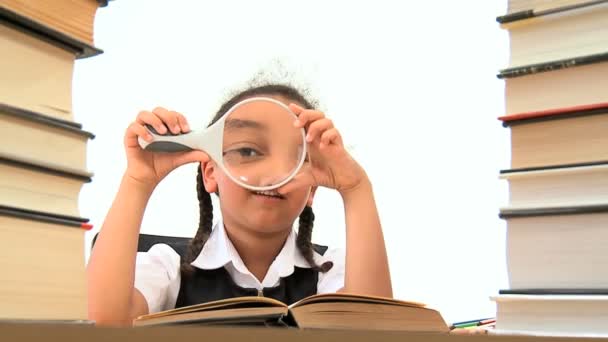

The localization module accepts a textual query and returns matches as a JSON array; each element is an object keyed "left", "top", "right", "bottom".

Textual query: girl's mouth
[{"left": 251, "top": 190, "right": 285, "bottom": 200}]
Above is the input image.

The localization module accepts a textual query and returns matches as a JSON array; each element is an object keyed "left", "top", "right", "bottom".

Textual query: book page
[
  {"left": 290, "top": 293, "right": 426, "bottom": 309},
  {"left": 137, "top": 296, "right": 286, "bottom": 320}
]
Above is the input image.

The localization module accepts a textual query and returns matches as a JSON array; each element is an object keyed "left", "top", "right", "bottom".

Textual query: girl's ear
[
  {"left": 202, "top": 161, "right": 218, "bottom": 193},
  {"left": 306, "top": 186, "right": 317, "bottom": 207}
]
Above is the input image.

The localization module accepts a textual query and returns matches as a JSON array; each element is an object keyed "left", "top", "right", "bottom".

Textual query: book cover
[
  {"left": 498, "top": 51, "right": 608, "bottom": 78},
  {"left": 498, "top": 102, "right": 608, "bottom": 126}
]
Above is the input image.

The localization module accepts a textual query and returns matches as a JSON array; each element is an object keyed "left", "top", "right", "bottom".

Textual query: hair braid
[
  {"left": 296, "top": 206, "right": 333, "bottom": 273},
  {"left": 180, "top": 164, "right": 213, "bottom": 277}
]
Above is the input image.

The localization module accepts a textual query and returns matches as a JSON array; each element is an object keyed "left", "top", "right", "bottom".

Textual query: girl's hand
[
  {"left": 278, "top": 104, "right": 368, "bottom": 196},
  {"left": 124, "top": 107, "right": 209, "bottom": 189}
]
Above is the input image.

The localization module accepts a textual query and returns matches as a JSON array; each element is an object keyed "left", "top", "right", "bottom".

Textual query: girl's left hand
[{"left": 277, "top": 104, "right": 368, "bottom": 196}]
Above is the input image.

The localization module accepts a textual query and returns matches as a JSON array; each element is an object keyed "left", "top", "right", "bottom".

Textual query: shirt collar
[{"left": 190, "top": 217, "right": 322, "bottom": 278}]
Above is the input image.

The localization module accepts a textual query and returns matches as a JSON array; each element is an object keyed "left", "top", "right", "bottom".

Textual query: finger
[
  {"left": 276, "top": 165, "right": 316, "bottom": 195},
  {"left": 136, "top": 111, "right": 167, "bottom": 134},
  {"left": 306, "top": 118, "right": 333, "bottom": 143},
  {"left": 129, "top": 122, "right": 153, "bottom": 142},
  {"left": 293, "top": 109, "right": 325, "bottom": 128},
  {"left": 167, "top": 110, "right": 187, "bottom": 134},
  {"left": 124, "top": 122, "right": 151, "bottom": 148},
  {"left": 175, "top": 112, "right": 190, "bottom": 132},
  {"left": 153, "top": 107, "right": 181, "bottom": 134},
  {"left": 320, "top": 128, "right": 342, "bottom": 148},
  {"left": 289, "top": 103, "right": 305, "bottom": 115},
  {"left": 172, "top": 150, "right": 210, "bottom": 167}
]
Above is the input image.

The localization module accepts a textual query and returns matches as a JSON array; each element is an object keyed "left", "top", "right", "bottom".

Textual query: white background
[{"left": 75, "top": 0, "right": 510, "bottom": 323}]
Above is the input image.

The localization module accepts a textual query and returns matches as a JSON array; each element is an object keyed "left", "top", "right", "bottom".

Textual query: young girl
[{"left": 87, "top": 84, "right": 392, "bottom": 326}]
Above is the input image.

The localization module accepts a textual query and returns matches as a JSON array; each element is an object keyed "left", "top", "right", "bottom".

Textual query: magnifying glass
[{"left": 138, "top": 97, "right": 307, "bottom": 191}]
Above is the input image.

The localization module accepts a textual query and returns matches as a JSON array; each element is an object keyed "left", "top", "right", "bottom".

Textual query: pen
[
  {"left": 454, "top": 322, "right": 482, "bottom": 329},
  {"left": 450, "top": 317, "right": 495, "bottom": 329},
  {"left": 478, "top": 318, "right": 496, "bottom": 326},
  {"left": 451, "top": 317, "right": 493, "bottom": 326}
]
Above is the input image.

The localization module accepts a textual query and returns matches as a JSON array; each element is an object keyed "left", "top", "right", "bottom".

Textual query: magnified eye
[
  {"left": 223, "top": 145, "right": 265, "bottom": 165},
  {"left": 219, "top": 97, "right": 307, "bottom": 189},
  {"left": 236, "top": 147, "right": 260, "bottom": 158}
]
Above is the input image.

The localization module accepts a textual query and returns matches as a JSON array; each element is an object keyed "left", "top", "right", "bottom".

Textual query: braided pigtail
[
  {"left": 296, "top": 206, "right": 333, "bottom": 272},
  {"left": 180, "top": 164, "right": 214, "bottom": 277}
]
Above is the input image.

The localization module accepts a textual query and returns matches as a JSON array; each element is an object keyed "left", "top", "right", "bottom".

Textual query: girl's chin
[{"left": 244, "top": 217, "right": 294, "bottom": 234}]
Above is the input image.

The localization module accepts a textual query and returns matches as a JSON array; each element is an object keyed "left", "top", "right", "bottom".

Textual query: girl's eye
[
  {"left": 236, "top": 147, "right": 260, "bottom": 158},
  {"left": 223, "top": 146, "right": 265, "bottom": 164}
]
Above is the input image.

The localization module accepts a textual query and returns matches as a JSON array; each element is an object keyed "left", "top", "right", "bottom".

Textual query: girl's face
[{"left": 202, "top": 95, "right": 314, "bottom": 235}]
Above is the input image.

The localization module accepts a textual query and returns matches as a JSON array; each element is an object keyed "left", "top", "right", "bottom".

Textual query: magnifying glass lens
[{"left": 222, "top": 100, "right": 304, "bottom": 189}]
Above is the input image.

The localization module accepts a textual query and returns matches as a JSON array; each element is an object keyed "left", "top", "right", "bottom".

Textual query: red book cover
[{"left": 498, "top": 102, "right": 608, "bottom": 126}]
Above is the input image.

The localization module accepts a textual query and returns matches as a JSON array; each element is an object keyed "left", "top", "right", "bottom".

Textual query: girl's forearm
[
  {"left": 340, "top": 179, "right": 393, "bottom": 297},
  {"left": 87, "top": 174, "right": 155, "bottom": 325}
]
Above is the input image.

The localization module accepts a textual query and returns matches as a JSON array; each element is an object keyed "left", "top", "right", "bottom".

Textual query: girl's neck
[{"left": 223, "top": 222, "right": 291, "bottom": 283}]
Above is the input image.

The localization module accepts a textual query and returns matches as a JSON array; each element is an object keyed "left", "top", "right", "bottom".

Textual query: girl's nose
[{"left": 258, "top": 156, "right": 297, "bottom": 187}]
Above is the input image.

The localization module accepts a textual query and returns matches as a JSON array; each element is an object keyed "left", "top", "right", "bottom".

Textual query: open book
[{"left": 133, "top": 293, "right": 449, "bottom": 332}]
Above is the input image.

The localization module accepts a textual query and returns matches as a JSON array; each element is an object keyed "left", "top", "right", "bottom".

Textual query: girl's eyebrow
[{"left": 224, "top": 118, "right": 267, "bottom": 131}]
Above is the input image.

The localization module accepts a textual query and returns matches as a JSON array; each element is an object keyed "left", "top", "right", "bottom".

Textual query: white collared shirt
[{"left": 134, "top": 218, "right": 345, "bottom": 313}]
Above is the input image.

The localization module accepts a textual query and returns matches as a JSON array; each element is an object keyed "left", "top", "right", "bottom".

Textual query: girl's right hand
[{"left": 124, "top": 107, "right": 209, "bottom": 189}]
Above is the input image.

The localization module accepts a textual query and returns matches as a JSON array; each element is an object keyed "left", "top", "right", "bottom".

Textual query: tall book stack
[
  {"left": 0, "top": 0, "right": 106, "bottom": 320},
  {"left": 493, "top": 0, "right": 608, "bottom": 337}
]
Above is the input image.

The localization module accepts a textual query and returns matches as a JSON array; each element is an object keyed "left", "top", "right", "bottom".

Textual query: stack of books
[
  {"left": 493, "top": 0, "right": 608, "bottom": 337},
  {"left": 0, "top": 0, "right": 106, "bottom": 321}
]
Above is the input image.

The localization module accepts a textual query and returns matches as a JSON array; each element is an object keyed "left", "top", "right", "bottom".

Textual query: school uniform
[{"left": 134, "top": 217, "right": 345, "bottom": 313}]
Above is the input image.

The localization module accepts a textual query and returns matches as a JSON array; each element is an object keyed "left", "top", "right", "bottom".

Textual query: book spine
[
  {"left": 0, "top": 103, "right": 95, "bottom": 137},
  {"left": 496, "top": 0, "right": 608, "bottom": 24},
  {"left": 0, "top": 154, "right": 93, "bottom": 181},
  {"left": 500, "top": 160, "right": 608, "bottom": 174},
  {"left": 0, "top": 7, "right": 103, "bottom": 59},
  {"left": 499, "top": 289, "right": 608, "bottom": 295},
  {"left": 499, "top": 204, "right": 608, "bottom": 219},
  {"left": 496, "top": 10, "right": 534, "bottom": 24},
  {"left": 0, "top": 205, "right": 92, "bottom": 229},
  {"left": 497, "top": 52, "right": 608, "bottom": 79},
  {"left": 499, "top": 103, "right": 608, "bottom": 126}
]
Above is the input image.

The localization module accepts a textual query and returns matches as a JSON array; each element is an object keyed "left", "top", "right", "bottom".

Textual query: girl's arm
[
  {"left": 87, "top": 107, "right": 208, "bottom": 326},
  {"left": 283, "top": 103, "right": 393, "bottom": 298},
  {"left": 87, "top": 176, "right": 154, "bottom": 326},
  {"left": 340, "top": 178, "right": 393, "bottom": 297}
]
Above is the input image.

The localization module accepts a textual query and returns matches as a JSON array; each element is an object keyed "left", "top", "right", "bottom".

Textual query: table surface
[{"left": 0, "top": 323, "right": 606, "bottom": 342}]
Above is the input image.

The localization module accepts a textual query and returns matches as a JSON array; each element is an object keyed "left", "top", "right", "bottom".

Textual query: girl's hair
[{"left": 181, "top": 84, "right": 333, "bottom": 277}]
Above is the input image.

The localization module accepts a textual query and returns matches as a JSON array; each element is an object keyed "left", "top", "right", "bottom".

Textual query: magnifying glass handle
[{"left": 138, "top": 124, "right": 194, "bottom": 152}]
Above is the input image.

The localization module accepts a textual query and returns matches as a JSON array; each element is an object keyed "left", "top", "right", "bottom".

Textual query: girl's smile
[{"left": 251, "top": 189, "right": 285, "bottom": 200}]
